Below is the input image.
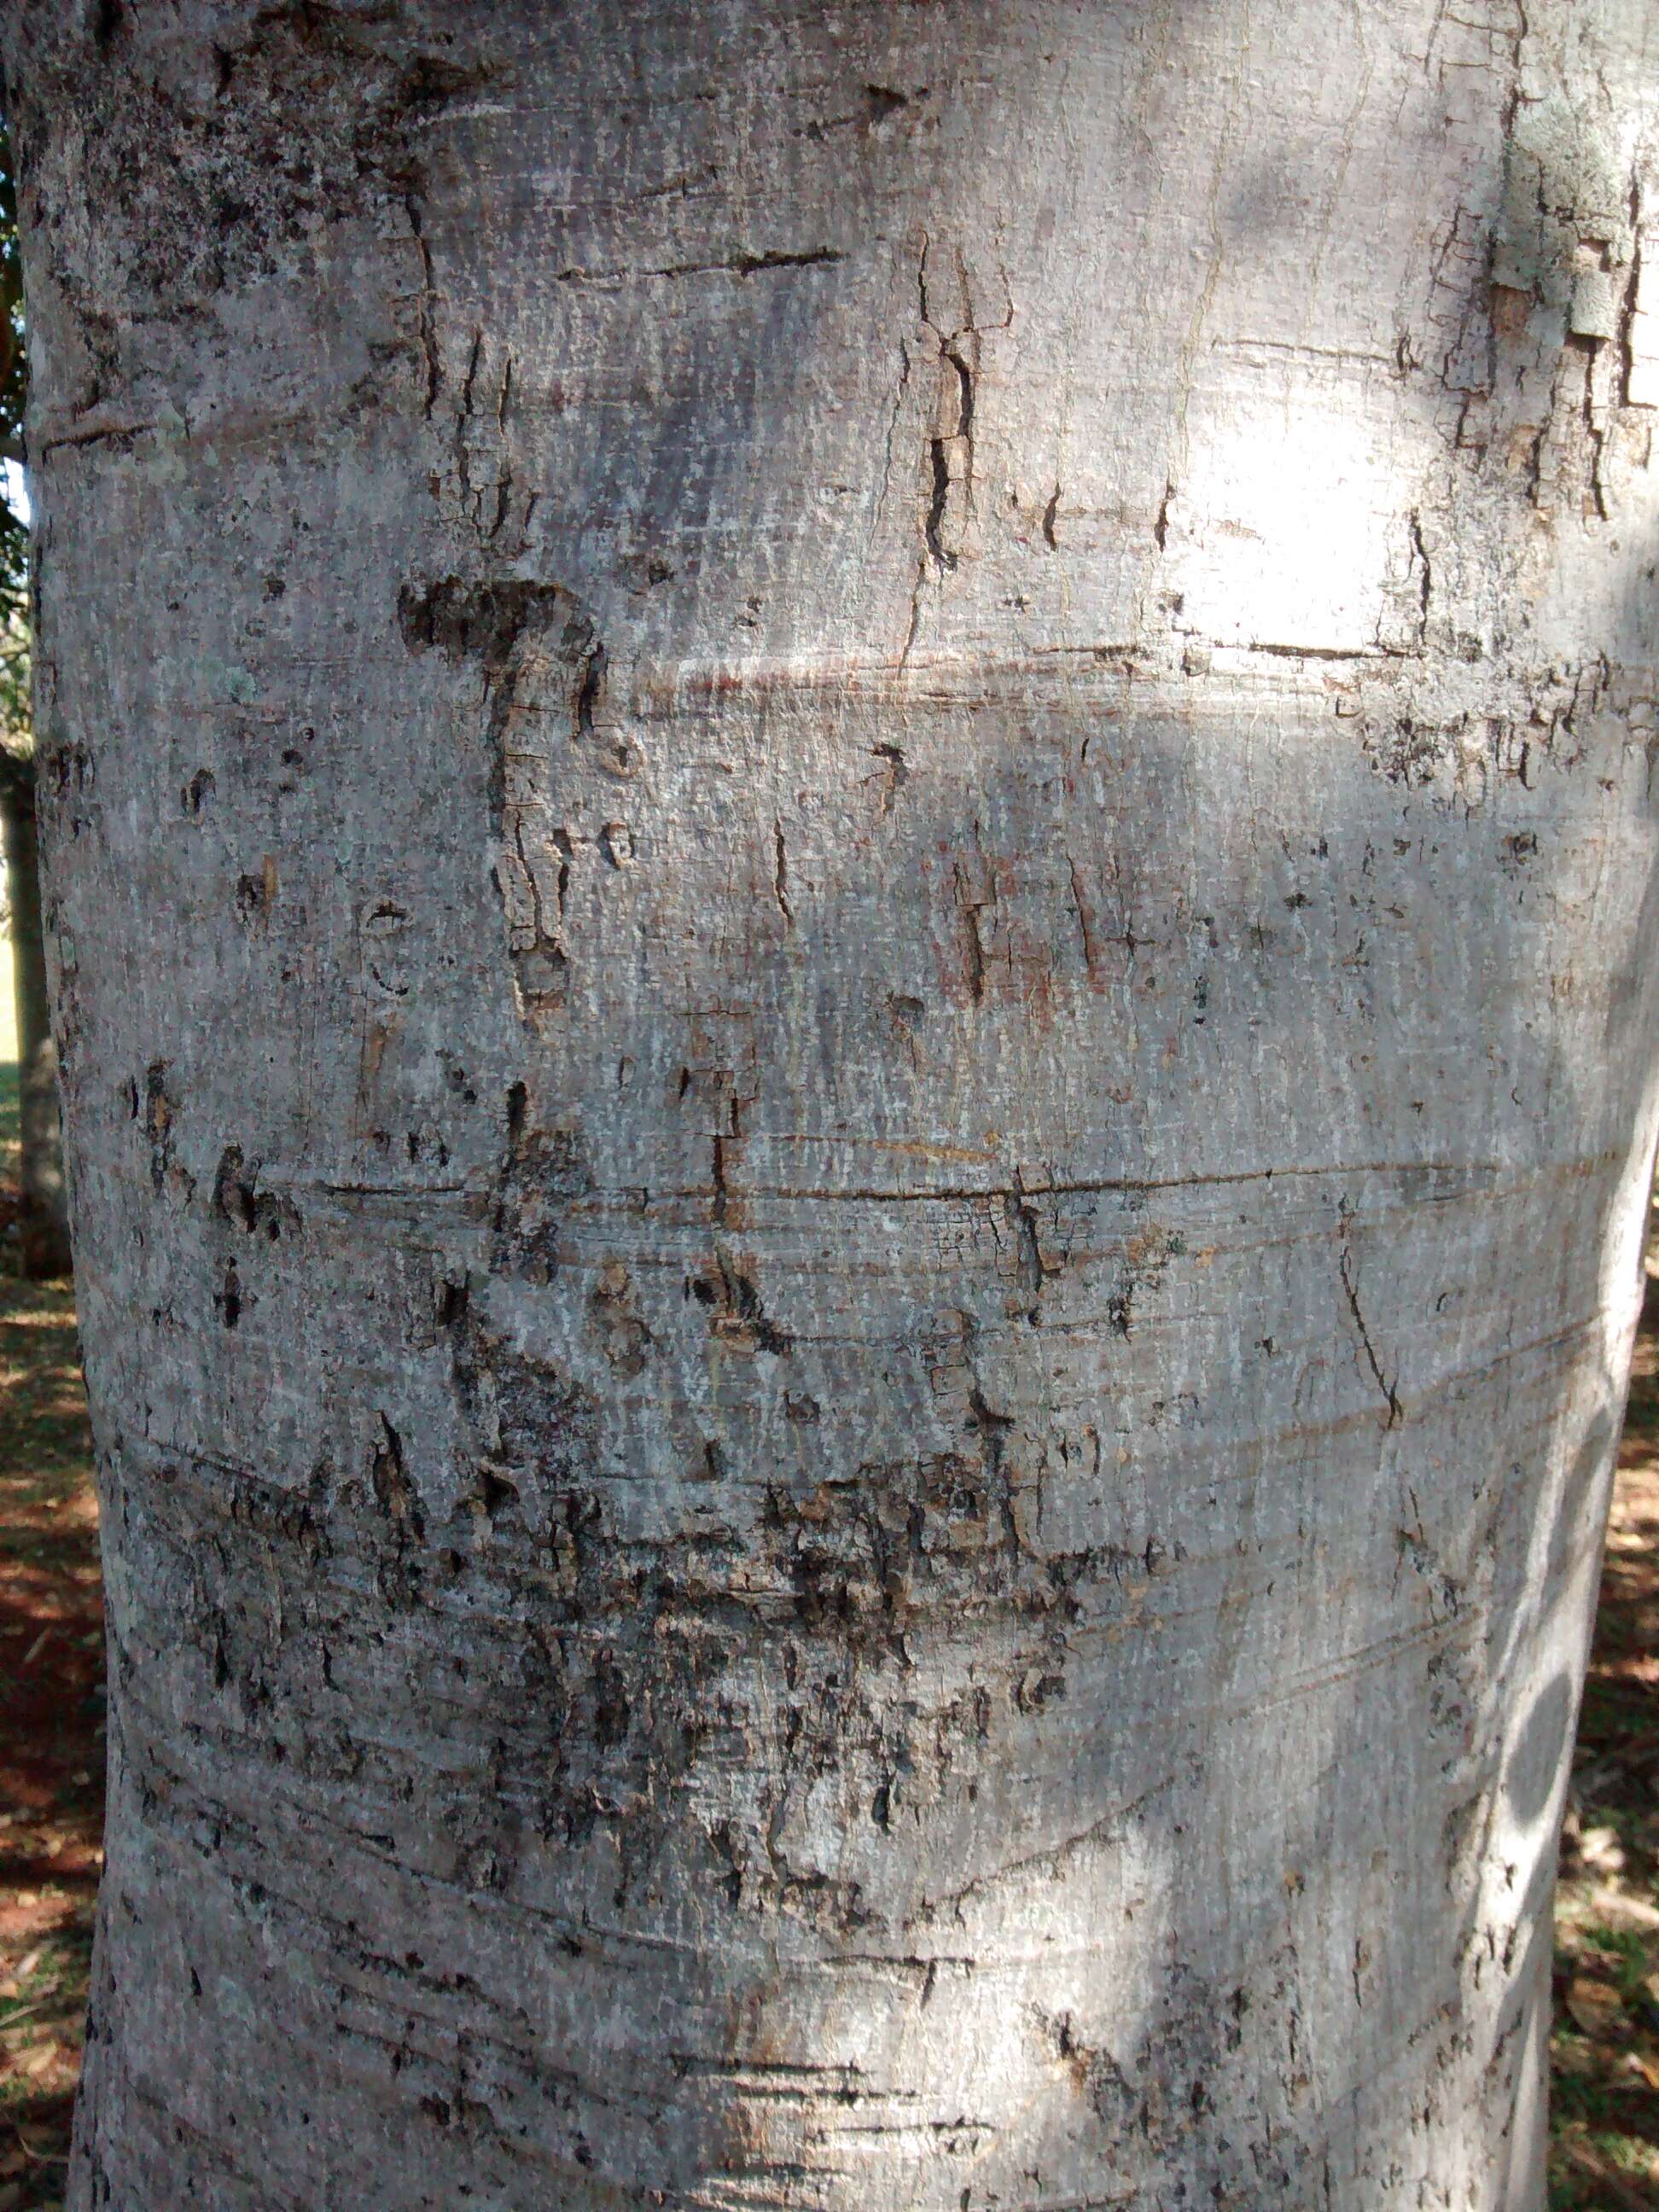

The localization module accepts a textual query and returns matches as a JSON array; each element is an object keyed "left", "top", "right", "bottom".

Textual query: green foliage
[
  {"left": 1584, "top": 1922, "right": 1651, "bottom": 1999},
  {"left": 0, "top": 602, "right": 26, "bottom": 756}
]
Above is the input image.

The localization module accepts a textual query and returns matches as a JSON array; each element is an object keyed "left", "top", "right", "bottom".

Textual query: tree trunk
[
  {"left": 0, "top": 747, "right": 70, "bottom": 1277},
  {"left": 8, "top": 4, "right": 1659, "bottom": 2206}
]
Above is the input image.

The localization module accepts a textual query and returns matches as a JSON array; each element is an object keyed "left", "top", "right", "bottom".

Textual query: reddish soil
[{"left": 0, "top": 1276, "right": 99, "bottom": 2212}]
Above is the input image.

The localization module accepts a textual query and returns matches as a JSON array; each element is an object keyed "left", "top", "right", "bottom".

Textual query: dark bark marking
[
  {"left": 869, "top": 742, "right": 907, "bottom": 815},
  {"left": 212, "top": 1144, "right": 300, "bottom": 1241},
  {"left": 142, "top": 1061, "right": 178, "bottom": 1192},
  {"left": 925, "top": 436, "right": 957, "bottom": 571},
  {"left": 711, "top": 1133, "right": 730, "bottom": 1227},
  {"left": 1010, "top": 1195, "right": 1048, "bottom": 1323},
  {"left": 473, "top": 1465, "right": 520, "bottom": 1522},
  {"left": 401, "top": 194, "right": 439, "bottom": 418},
  {"left": 400, "top": 578, "right": 618, "bottom": 1013},
  {"left": 397, "top": 576, "right": 568, "bottom": 673},
  {"left": 691, "top": 1250, "right": 795, "bottom": 1356},
  {"left": 917, "top": 236, "right": 989, "bottom": 578},
  {"left": 572, "top": 626, "right": 606, "bottom": 742},
  {"left": 1067, "top": 853, "right": 1100, "bottom": 977},
  {"left": 952, "top": 832, "right": 998, "bottom": 1003},
  {"left": 555, "top": 247, "right": 844, "bottom": 285},
  {"left": 1339, "top": 1243, "right": 1404, "bottom": 1429},
  {"left": 771, "top": 818, "right": 795, "bottom": 927},
  {"left": 1407, "top": 508, "right": 1432, "bottom": 641},
  {"left": 489, "top": 1089, "right": 588, "bottom": 1283},
  {"left": 864, "top": 84, "right": 912, "bottom": 119},
  {"left": 370, "top": 1414, "right": 423, "bottom": 1537},
  {"left": 590, "top": 1263, "right": 655, "bottom": 1377},
  {"left": 965, "top": 1386, "right": 1021, "bottom": 1553}
]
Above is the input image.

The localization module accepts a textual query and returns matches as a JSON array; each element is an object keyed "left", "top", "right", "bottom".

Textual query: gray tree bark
[
  {"left": 0, "top": 742, "right": 70, "bottom": 1277},
  {"left": 7, "top": 3, "right": 1659, "bottom": 2207}
]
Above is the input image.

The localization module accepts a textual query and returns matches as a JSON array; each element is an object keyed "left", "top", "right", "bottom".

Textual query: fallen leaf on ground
[
  {"left": 1580, "top": 1824, "right": 1630, "bottom": 1874},
  {"left": 1565, "top": 1976, "right": 1627, "bottom": 2038}
]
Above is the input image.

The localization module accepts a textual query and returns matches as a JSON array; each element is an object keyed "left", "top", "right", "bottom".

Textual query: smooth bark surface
[
  {"left": 0, "top": 745, "right": 70, "bottom": 1276},
  {"left": 9, "top": 3, "right": 1659, "bottom": 2206}
]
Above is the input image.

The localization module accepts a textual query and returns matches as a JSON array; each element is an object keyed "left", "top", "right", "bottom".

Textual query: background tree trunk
[
  {"left": 8, "top": 3, "right": 1659, "bottom": 2207},
  {"left": 0, "top": 745, "right": 70, "bottom": 1277}
]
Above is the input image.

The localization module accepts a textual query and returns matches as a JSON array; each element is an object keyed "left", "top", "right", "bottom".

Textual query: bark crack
[
  {"left": 401, "top": 192, "right": 440, "bottom": 419},
  {"left": 1066, "top": 853, "right": 1099, "bottom": 977},
  {"left": 1339, "top": 1243, "right": 1403, "bottom": 1429},
  {"left": 555, "top": 247, "right": 844, "bottom": 286}
]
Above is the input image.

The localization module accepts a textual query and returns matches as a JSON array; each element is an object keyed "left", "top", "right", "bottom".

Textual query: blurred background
[
  {"left": 0, "top": 140, "right": 108, "bottom": 2203},
  {"left": 0, "top": 126, "right": 1654, "bottom": 2212}
]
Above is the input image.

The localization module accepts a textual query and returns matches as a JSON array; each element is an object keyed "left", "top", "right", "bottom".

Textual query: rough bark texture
[
  {"left": 8, "top": 3, "right": 1659, "bottom": 2206},
  {"left": 0, "top": 744, "right": 71, "bottom": 1276}
]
